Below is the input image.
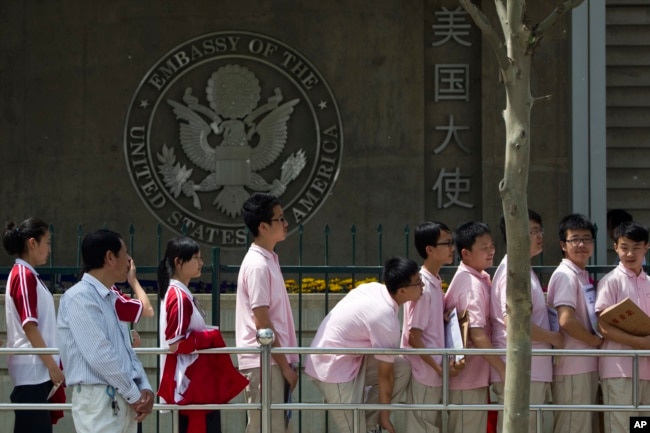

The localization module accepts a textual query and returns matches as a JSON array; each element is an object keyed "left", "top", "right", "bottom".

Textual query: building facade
[{"left": 0, "top": 0, "right": 598, "bottom": 268}]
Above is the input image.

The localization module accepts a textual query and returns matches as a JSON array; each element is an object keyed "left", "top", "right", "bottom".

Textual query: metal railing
[
  {"left": 2, "top": 331, "right": 650, "bottom": 433},
  {"left": 0, "top": 222, "right": 644, "bottom": 432}
]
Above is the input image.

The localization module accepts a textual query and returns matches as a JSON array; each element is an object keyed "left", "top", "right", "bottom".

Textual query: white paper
[
  {"left": 581, "top": 283, "right": 602, "bottom": 337},
  {"left": 444, "top": 307, "right": 465, "bottom": 363},
  {"left": 547, "top": 306, "right": 560, "bottom": 333},
  {"left": 47, "top": 382, "right": 62, "bottom": 400}
]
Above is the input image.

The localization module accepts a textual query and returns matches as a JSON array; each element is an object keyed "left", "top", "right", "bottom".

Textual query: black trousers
[
  {"left": 10, "top": 380, "right": 53, "bottom": 433},
  {"left": 179, "top": 410, "right": 222, "bottom": 433}
]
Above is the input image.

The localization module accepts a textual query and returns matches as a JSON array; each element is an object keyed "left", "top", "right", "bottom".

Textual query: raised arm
[{"left": 127, "top": 260, "right": 154, "bottom": 318}]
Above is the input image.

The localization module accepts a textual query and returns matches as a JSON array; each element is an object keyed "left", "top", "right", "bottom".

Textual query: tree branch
[
  {"left": 533, "top": 94, "right": 552, "bottom": 105},
  {"left": 535, "top": 0, "right": 586, "bottom": 35},
  {"left": 508, "top": 0, "right": 526, "bottom": 36},
  {"left": 459, "top": 0, "right": 510, "bottom": 72}
]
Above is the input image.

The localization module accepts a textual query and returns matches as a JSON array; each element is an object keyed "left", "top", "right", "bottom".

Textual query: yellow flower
[{"left": 284, "top": 276, "right": 379, "bottom": 293}]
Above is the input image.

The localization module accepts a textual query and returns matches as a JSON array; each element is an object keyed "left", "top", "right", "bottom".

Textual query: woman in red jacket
[{"left": 157, "top": 236, "right": 247, "bottom": 433}]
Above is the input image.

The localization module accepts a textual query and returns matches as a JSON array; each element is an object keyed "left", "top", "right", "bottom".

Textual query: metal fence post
[
  {"left": 257, "top": 328, "right": 274, "bottom": 433},
  {"left": 441, "top": 352, "right": 449, "bottom": 433},
  {"left": 172, "top": 407, "right": 179, "bottom": 433},
  {"left": 212, "top": 246, "right": 220, "bottom": 326}
]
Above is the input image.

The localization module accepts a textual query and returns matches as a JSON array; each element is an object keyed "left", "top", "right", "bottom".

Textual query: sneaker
[{"left": 367, "top": 426, "right": 382, "bottom": 433}]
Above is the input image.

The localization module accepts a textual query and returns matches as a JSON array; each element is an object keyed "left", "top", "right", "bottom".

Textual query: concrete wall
[{"left": 0, "top": 0, "right": 573, "bottom": 270}]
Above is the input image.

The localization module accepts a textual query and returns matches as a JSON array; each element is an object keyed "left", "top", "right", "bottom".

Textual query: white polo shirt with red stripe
[{"left": 5, "top": 258, "right": 58, "bottom": 386}]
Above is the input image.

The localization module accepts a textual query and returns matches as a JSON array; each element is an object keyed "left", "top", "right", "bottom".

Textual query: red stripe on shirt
[
  {"left": 165, "top": 285, "right": 193, "bottom": 344},
  {"left": 110, "top": 286, "right": 143, "bottom": 323},
  {"left": 9, "top": 264, "right": 39, "bottom": 326}
]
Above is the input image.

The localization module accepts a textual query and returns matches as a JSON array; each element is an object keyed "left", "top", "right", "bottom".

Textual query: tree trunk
[
  {"left": 458, "top": 1, "right": 587, "bottom": 432},
  {"left": 500, "top": 43, "right": 534, "bottom": 433}
]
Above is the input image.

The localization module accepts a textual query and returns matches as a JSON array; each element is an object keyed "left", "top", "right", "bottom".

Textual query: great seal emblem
[{"left": 124, "top": 31, "right": 343, "bottom": 247}]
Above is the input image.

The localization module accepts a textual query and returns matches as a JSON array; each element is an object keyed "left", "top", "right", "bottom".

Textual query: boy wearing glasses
[
  {"left": 235, "top": 193, "right": 298, "bottom": 433},
  {"left": 490, "top": 209, "right": 563, "bottom": 433},
  {"left": 401, "top": 222, "right": 458, "bottom": 432},
  {"left": 595, "top": 221, "right": 650, "bottom": 433},
  {"left": 547, "top": 214, "right": 603, "bottom": 433},
  {"left": 444, "top": 221, "right": 505, "bottom": 433}
]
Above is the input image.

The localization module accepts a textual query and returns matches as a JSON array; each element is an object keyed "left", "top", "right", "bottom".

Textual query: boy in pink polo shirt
[
  {"left": 401, "top": 221, "right": 459, "bottom": 433},
  {"left": 596, "top": 221, "right": 650, "bottom": 433},
  {"left": 491, "top": 210, "right": 563, "bottom": 433},
  {"left": 305, "top": 257, "right": 421, "bottom": 433},
  {"left": 235, "top": 193, "right": 299, "bottom": 433},
  {"left": 547, "top": 214, "right": 603, "bottom": 433},
  {"left": 444, "top": 221, "right": 505, "bottom": 433}
]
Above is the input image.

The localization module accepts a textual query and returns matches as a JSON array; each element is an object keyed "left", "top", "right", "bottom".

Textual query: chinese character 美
[
  {"left": 433, "top": 114, "right": 470, "bottom": 154},
  {"left": 435, "top": 64, "right": 470, "bottom": 102},
  {"left": 432, "top": 167, "right": 474, "bottom": 209},
  {"left": 626, "top": 309, "right": 635, "bottom": 317},
  {"left": 432, "top": 6, "right": 472, "bottom": 47}
]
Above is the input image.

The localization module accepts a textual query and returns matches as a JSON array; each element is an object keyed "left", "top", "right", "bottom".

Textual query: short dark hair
[
  {"left": 454, "top": 221, "right": 490, "bottom": 257},
  {"left": 382, "top": 256, "right": 419, "bottom": 295},
  {"left": 2, "top": 218, "right": 49, "bottom": 256},
  {"left": 607, "top": 209, "right": 633, "bottom": 232},
  {"left": 558, "top": 213, "right": 595, "bottom": 241},
  {"left": 499, "top": 209, "right": 543, "bottom": 244},
  {"left": 614, "top": 221, "right": 649, "bottom": 244},
  {"left": 414, "top": 221, "right": 451, "bottom": 259},
  {"left": 242, "top": 193, "right": 281, "bottom": 237},
  {"left": 81, "top": 229, "right": 123, "bottom": 272}
]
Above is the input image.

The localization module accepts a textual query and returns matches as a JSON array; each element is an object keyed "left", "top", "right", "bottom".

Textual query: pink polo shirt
[
  {"left": 595, "top": 263, "right": 650, "bottom": 380},
  {"left": 305, "top": 282, "right": 401, "bottom": 384},
  {"left": 235, "top": 244, "right": 298, "bottom": 370},
  {"left": 547, "top": 259, "right": 599, "bottom": 376},
  {"left": 491, "top": 255, "right": 553, "bottom": 383},
  {"left": 444, "top": 261, "right": 492, "bottom": 390},
  {"left": 401, "top": 267, "right": 445, "bottom": 387}
]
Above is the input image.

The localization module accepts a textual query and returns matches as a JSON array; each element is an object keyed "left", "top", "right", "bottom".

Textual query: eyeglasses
[
  {"left": 529, "top": 227, "right": 544, "bottom": 236},
  {"left": 403, "top": 278, "right": 424, "bottom": 288},
  {"left": 564, "top": 237, "right": 594, "bottom": 246},
  {"left": 435, "top": 240, "right": 454, "bottom": 248},
  {"left": 269, "top": 216, "right": 286, "bottom": 223}
]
